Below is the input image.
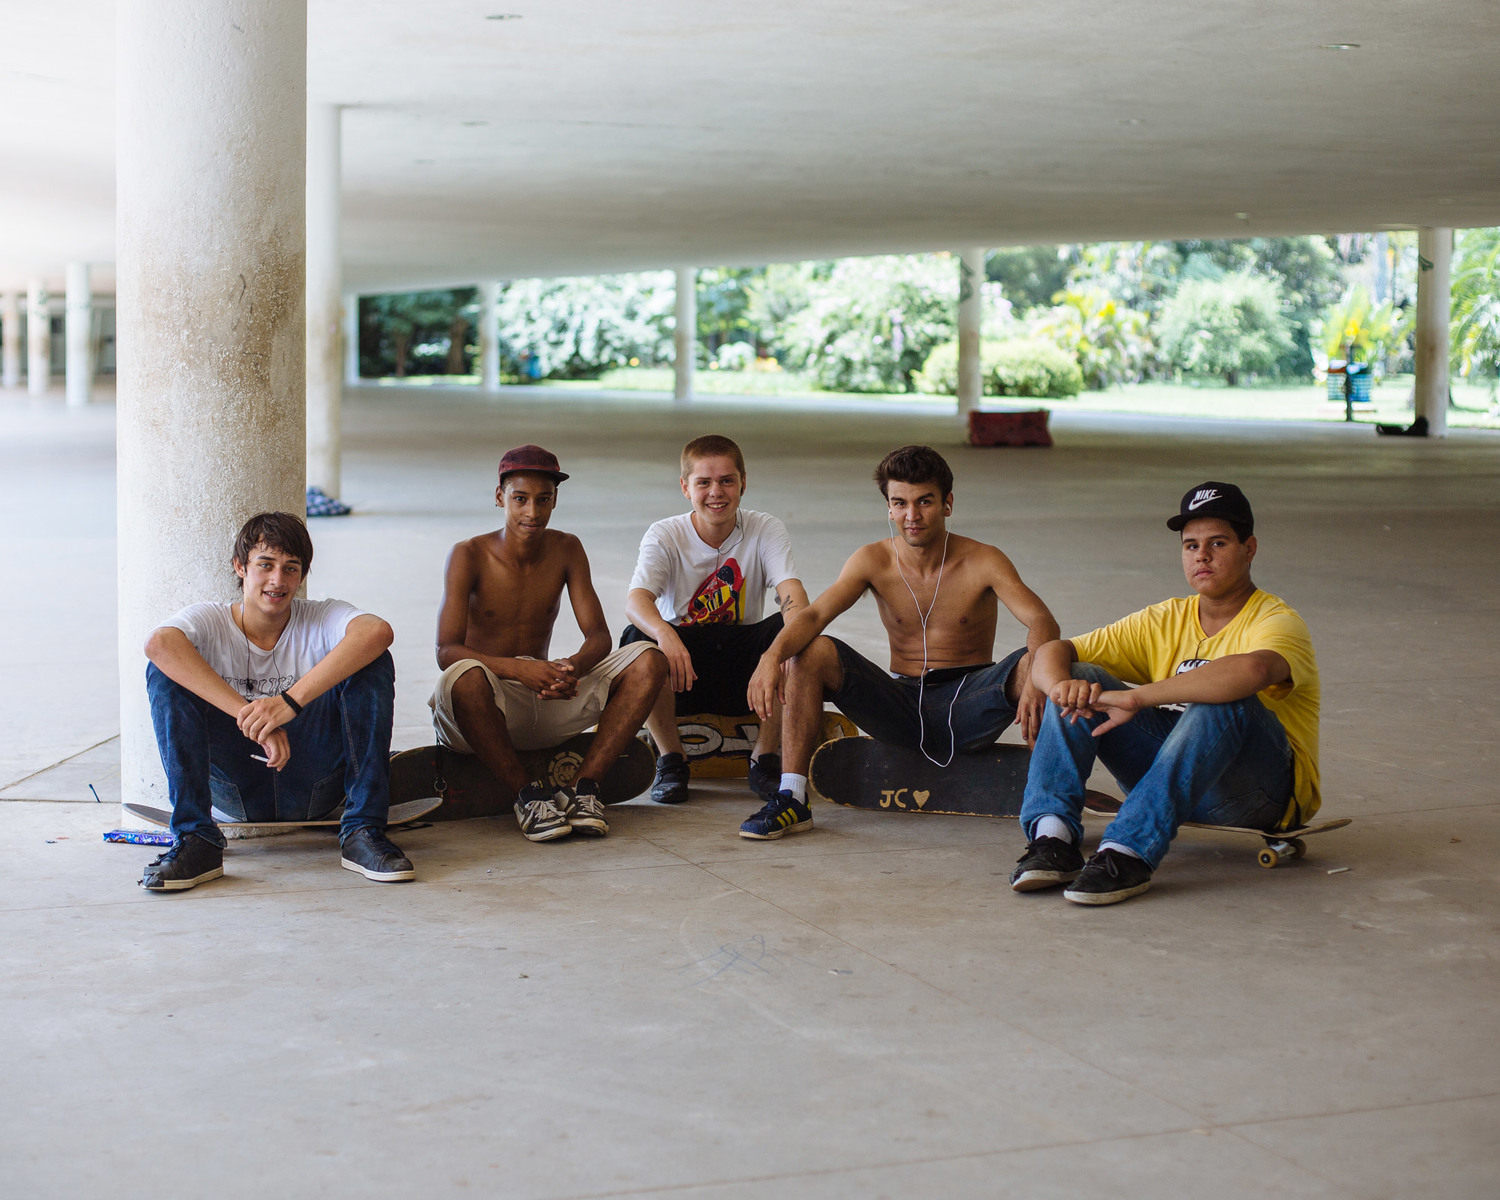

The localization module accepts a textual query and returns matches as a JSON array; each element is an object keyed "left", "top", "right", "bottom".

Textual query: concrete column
[
  {"left": 343, "top": 290, "right": 359, "bottom": 384},
  {"left": 27, "top": 279, "right": 50, "bottom": 396},
  {"left": 479, "top": 280, "right": 501, "bottom": 392},
  {"left": 1414, "top": 226, "right": 1452, "bottom": 439},
  {"left": 117, "top": 0, "right": 307, "bottom": 809},
  {"left": 956, "top": 248, "right": 985, "bottom": 420},
  {"left": 306, "top": 102, "right": 342, "bottom": 497},
  {"left": 66, "top": 262, "right": 93, "bottom": 406},
  {"left": 1, "top": 292, "right": 18, "bottom": 388},
  {"left": 674, "top": 266, "right": 696, "bottom": 401}
]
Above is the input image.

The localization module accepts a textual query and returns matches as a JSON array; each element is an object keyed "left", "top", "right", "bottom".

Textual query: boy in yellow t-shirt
[{"left": 1010, "top": 482, "right": 1320, "bottom": 906}]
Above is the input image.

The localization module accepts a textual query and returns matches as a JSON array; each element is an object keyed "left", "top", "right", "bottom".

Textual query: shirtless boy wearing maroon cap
[{"left": 429, "top": 446, "right": 667, "bottom": 842}]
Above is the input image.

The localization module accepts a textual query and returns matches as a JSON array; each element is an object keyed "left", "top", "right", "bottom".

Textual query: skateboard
[
  {"left": 1082, "top": 794, "right": 1352, "bottom": 868},
  {"left": 808, "top": 736, "right": 1114, "bottom": 818},
  {"left": 124, "top": 797, "right": 442, "bottom": 830},
  {"left": 650, "top": 712, "right": 859, "bottom": 778},
  {"left": 387, "top": 732, "right": 656, "bottom": 821}
]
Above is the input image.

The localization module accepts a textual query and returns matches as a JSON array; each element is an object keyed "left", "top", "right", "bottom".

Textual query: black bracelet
[{"left": 280, "top": 690, "right": 304, "bottom": 716}]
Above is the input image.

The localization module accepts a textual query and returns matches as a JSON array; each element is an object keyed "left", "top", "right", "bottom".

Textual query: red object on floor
[{"left": 967, "top": 409, "right": 1052, "bottom": 447}]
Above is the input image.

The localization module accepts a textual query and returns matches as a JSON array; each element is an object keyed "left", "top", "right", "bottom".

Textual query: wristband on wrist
[{"left": 280, "top": 690, "right": 304, "bottom": 716}]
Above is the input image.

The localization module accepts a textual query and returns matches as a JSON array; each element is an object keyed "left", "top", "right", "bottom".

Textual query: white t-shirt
[
  {"left": 630, "top": 509, "right": 798, "bottom": 626},
  {"left": 161, "top": 598, "right": 367, "bottom": 701}
]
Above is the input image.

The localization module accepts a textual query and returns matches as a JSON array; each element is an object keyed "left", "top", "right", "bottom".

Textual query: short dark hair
[
  {"left": 681, "top": 434, "right": 746, "bottom": 480},
  {"left": 874, "top": 445, "right": 953, "bottom": 499},
  {"left": 1226, "top": 520, "right": 1253, "bottom": 543},
  {"left": 232, "top": 512, "right": 314, "bottom": 583}
]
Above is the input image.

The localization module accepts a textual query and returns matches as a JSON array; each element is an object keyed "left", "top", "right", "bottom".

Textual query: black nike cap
[{"left": 1167, "top": 481, "right": 1255, "bottom": 534}]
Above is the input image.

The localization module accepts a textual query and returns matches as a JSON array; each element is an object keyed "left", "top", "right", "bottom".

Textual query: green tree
[
  {"left": 1033, "top": 289, "right": 1153, "bottom": 389},
  {"left": 986, "top": 245, "right": 1075, "bottom": 310},
  {"left": 1317, "top": 285, "right": 1404, "bottom": 367},
  {"left": 362, "top": 289, "right": 475, "bottom": 377},
  {"left": 1158, "top": 274, "right": 1295, "bottom": 385},
  {"left": 1452, "top": 227, "right": 1500, "bottom": 396},
  {"left": 496, "top": 272, "right": 674, "bottom": 379},
  {"left": 696, "top": 267, "right": 763, "bottom": 355}
]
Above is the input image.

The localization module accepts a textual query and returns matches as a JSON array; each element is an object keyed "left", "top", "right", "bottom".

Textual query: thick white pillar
[
  {"left": 27, "top": 279, "right": 50, "bottom": 396},
  {"left": 1, "top": 292, "right": 18, "bottom": 388},
  {"left": 674, "top": 266, "right": 696, "bottom": 401},
  {"left": 306, "top": 102, "right": 342, "bottom": 497},
  {"left": 117, "top": 0, "right": 307, "bottom": 808},
  {"left": 479, "top": 280, "right": 501, "bottom": 392},
  {"left": 956, "top": 248, "right": 985, "bottom": 420},
  {"left": 1414, "top": 226, "right": 1452, "bottom": 439},
  {"left": 66, "top": 262, "right": 93, "bottom": 406},
  {"left": 343, "top": 290, "right": 359, "bottom": 383}
]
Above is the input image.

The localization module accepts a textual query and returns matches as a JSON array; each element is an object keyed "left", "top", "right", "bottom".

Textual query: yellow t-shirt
[{"left": 1070, "top": 589, "right": 1320, "bottom": 827}]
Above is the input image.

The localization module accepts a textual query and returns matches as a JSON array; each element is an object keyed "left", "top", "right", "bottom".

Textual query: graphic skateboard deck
[
  {"left": 124, "top": 797, "right": 442, "bottom": 831},
  {"left": 1082, "top": 795, "right": 1351, "bottom": 868},
  {"left": 809, "top": 736, "right": 1114, "bottom": 818},
  {"left": 387, "top": 732, "right": 655, "bottom": 821},
  {"left": 654, "top": 712, "right": 859, "bottom": 778}
]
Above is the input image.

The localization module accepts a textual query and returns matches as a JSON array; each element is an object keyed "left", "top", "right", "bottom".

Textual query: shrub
[
  {"left": 1157, "top": 274, "right": 1296, "bottom": 385},
  {"left": 915, "top": 338, "right": 1082, "bottom": 398},
  {"left": 1033, "top": 289, "right": 1153, "bottom": 389},
  {"left": 496, "top": 272, "right": 674, "bottom": 379}
]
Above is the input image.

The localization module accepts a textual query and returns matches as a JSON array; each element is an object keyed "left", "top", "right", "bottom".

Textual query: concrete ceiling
[{"left": 3, "top": 1, "right": 1499, "bottom": 293}]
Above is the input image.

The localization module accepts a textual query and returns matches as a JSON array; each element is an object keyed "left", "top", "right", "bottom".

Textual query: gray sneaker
[
  {"left": 1063, "top": 849, "right": 1153, "bottom": 906},
  {"left": 556, "top": 779, "right": 609, "bottom": 837},
  {"left": 140, "top": 832, "right": 224, "bottom": 892},
  {"left": 514, "top": 783, "right": 573, "bottom": 842}
]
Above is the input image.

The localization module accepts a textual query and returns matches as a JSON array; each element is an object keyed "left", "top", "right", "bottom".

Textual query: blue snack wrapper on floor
[{"left": 104, "top": 829, "right": 175, "bottom": 846}]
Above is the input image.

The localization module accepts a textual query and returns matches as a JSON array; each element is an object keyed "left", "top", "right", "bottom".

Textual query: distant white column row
[
  {"left": 0, "top": 266, "right": 99, "bottom": 401},
  {"left": 956, "top": 248, "right": 985, "bottom": 422}
]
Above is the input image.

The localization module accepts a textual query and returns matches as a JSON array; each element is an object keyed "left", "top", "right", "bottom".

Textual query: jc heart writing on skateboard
[{"left": 745, "top": 444, "right": 1060, "bottom": 841}]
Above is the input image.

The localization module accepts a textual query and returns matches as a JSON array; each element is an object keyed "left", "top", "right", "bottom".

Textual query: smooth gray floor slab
[{"left": 3, "top": 385, "right": 1497, "bottom": 1198}]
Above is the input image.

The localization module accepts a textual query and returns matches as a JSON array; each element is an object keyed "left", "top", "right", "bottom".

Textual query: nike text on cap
[
  {"left": 1167, "top": 481, "right": 1255, "bottom": 533},
  {"left": 498, "top": 444, "right": 570, "bottom": 486}
]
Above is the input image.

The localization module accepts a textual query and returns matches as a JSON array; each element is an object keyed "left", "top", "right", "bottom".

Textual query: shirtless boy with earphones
[{"left": 743, "top": 445, "right": 1059, "bottom": 839}]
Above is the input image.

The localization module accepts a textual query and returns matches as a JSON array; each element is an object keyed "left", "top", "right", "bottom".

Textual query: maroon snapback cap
[{"left": 498, "top": 444, "right": 569, "bottom": 485}]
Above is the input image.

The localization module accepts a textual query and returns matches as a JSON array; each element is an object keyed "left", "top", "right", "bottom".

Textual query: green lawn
[{"left": 533, "top": 368, "right": 1500, "bottom": 429}]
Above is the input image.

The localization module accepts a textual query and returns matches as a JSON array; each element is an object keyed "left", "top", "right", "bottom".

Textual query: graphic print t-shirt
[
  {"left": 161, "top": 597, "right": 367, "bottom": 701},
  {"left": 629, "top": 510, "right": 797, "bottom": 626},
  {"left": 1069, "top": 589, "right": 1320, "bottom": 826}
]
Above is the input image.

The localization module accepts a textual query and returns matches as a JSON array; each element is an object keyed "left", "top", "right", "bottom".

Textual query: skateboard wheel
[
  {"left": 1257, "top": 847, "right": 1279, "bottom": 869},
  {"left": 1287, "top": 838, "right": 1307, "bottom": 859}
]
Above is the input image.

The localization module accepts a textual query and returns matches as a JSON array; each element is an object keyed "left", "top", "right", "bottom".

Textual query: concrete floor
[{"left": 3, "top": 383, "right": 1498, "bottom": 1198}]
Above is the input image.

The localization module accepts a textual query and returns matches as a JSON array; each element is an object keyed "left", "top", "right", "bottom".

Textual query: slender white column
[
  {"left": 1414, "top": 227, "right": 1452, "bottom": 439},
  {"left": 956, "top": 248, "right": 985, "bottom": 420},
  {"left": 117, "top": 0, "right": 307, "bottom": 808},
  {"left": 27, "top": 279, "right": 50, "bottom": 396},
  {"left": 343, "top": 290, "right": 359, "bottom": 383},
  {"left": 479, "top": 280, "right": 501, "bottom": 392},
  {"left": 66, "top": 262, "right": 93, "bottom": 406},
  {"left": 1, "top": 292, "right": 18, "bottom": 388},
  {"left": 306, "top": 102, "right": 342, "bottom": 497},
  {"left": 674, "top": 266, "right": 696, "bottom": 402}
]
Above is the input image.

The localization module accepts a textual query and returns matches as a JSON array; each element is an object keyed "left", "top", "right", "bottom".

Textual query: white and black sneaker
[
  {"left": 556, "top": 779, "right": 609, "bottom": 837},
  {"left": 1063, "top": 849, "right": 1153, "bottom": 906},
  {"left": 340, "top": 826, "right": 416, "bottom": 882},
  {"left": 515, "top": 783, "right": 573, "bottom": 842},
  {"left": 1009, "top": 835, "right": 1085, "bottom": 892},
  {"left": 140, "top": 833, "right": 224, "bottom": 892}
]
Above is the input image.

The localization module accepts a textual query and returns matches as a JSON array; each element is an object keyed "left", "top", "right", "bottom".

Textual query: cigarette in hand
[{"left": 252, "top": 754, "right": 270, "bottom": 764}]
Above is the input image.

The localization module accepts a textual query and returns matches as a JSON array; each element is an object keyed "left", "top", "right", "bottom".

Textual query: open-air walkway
[{"left": 3, "top": 384, "right": 1497, "bottom": 1197}]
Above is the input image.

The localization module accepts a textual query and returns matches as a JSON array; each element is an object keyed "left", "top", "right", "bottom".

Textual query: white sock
[
  {"left": 780, "top": 773, "right": 807, "bottom": 802},
  {"left": 1035, "top": 815, "right": 1075, "bottom": 844},
  {"left": 1099, "top": 840, "right": 1143, "bottom": 860}
]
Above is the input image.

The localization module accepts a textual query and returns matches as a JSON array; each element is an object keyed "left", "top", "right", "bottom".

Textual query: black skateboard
[
  {"left": 387, "top": 733, "right": 656, "bottom": 821},
  {"left": 644, "top": 712, "right": 859, "bottom": 779},
  {"left": 809, "top": 736, "right": 1114, "bottom": 817}
]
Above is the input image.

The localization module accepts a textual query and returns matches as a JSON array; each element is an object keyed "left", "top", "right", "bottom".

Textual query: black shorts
[{"left": 620, "top": 614, "right": 784, "bottom": 716}]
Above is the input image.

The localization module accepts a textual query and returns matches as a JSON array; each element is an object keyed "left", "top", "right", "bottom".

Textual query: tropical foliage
[
  {"left": 1157, "top": 274, "right": 1296, "bottom": 384},
  {"left": 495, "top": 272, "right": 674, "bottom": 379},
  {"left": 1452, "top": 227, "right": 1500, "bottom": 393},
  {"left": 1032, "top": 289, "right": 1152, "bottom": 389},
  {"left": 914, "top": 337, "right": 1082, "bottom": 398}
]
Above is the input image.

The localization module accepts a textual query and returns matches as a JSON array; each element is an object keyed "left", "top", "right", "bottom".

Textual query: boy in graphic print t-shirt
[{"left": 622, "top": 434, "right": 809, "bottom": 805}]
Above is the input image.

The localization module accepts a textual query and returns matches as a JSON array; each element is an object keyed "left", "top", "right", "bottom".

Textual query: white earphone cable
[{"left": 890, "top": 521, "right": 964, "bottom": 768}]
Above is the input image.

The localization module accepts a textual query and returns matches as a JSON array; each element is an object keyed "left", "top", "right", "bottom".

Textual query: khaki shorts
[{"left": 429, "top": 642, "right": 656, "bottom": 753}]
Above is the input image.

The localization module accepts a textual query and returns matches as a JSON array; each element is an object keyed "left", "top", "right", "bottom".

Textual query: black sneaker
[
  {"left": 556, "top": 779, "right": 609, "bottom": 837},
  {"left": 340, "top": 826, "right": 416, "bottom": 882},
  {"left": 140, "top": 833, "right": 224, "bottom": 892},
  {"left": 739, "top": 790, "right": 814, "bottom": 840},
  {"left": 515, "top": 783, "right": 573, "bottom": 842},
  {"left": 1009, "top": 835, "right": 1085, "bottom": 892},
  {"left": 651, "top": 752, "right": 690, "bottom": 804},
  {"left": 1064, "top": 849, "right": 1153, "bottom": 906},
  {"left": 747, "top": 753, "right": 783, "bottom": 803}
]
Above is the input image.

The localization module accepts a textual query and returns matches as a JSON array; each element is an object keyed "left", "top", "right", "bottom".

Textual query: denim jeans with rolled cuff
[
  {"left": 146, "top": 651, "right": 396, "bottom": 848},
  {"left": 1018, "top": 661, "right": 1293, "bottom": 870}
]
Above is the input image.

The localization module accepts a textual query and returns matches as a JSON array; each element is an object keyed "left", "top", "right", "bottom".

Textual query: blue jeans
[
  {"left": 1019, "top": 662, "right": 1293, "bottom": 869},
  {"left": 146, "top": 652, "right": 396, "bottom": 848}
]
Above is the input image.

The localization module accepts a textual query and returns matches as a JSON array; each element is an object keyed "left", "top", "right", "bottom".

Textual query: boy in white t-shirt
[
  {"left": 622, "top": 435, "right": 809, "bottom": 805},
  {"left": 138, "top": 512, "right": 413, "bottom": 891}
]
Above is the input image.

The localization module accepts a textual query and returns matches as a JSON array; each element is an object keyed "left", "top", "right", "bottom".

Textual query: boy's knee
[{"left": 450, "top": 664, "right": 493, "bottom": 708}]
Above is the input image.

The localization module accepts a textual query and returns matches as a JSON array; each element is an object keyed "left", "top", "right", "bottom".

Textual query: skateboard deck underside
[
  {"left": 388, "top": 733, "right": 655, "bottom": 820},
  {"left": 657, "top": 712, "right": 859, "bottom": 779},
  {"left": 810, "top": 737, "right": 1057, "bottom": 818},
  {"left": 124, "top": 796, "right": 442, "bottom": 830}
]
